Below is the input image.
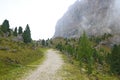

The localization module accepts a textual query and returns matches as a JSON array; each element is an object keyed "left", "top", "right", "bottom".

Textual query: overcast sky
[{"left": 0, "top": 0, "right": 76, "bottom": 40}]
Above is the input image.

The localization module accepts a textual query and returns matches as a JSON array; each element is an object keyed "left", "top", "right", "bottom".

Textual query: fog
[{"left": 54, "top": 0, "right": 120, "bottom": 38}]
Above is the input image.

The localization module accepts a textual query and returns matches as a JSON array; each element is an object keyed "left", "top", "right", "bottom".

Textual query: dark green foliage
[
  {"left": 22, "top": 24, "right": 32, "bottom": 43},
  {"left": 90, "top": 33, "right": 113, "bottom": 44},
  {"left": 52, "top": 32, "right": 119, "bottom": 75},
  {"left": 93, "top": 49, "right": 103, "bottom": 64},
  {"left": 50, "top": 40, "right": 53, "bottom": 45},
  {"left": 56, "top": 43, "right": 63, "bottom": 51},
  {"left": 18, "top": 26, "right": 23, "bottom": 34},
  {"left": 0, "top": 26, "right": 4, "bottom": 36},
  {"left": 41, "top": 39, "right": 45, "bottom": 46},
  {"left": 108, "top": 45, "right": 120, "bottom": 75},
  {"left": 45, "top": 39, "right": 49, "bottom": 46},
  {"left": 66, "top": 44, "right": 74, "bottom": 56},
  {"left": 54, "top": 32, "right": 95, "bottom": 74},
  {"left": 102, "top": 33, "right": 113, "bottom": 40},
  {"left": 90, "top": 36, "right": 102, "bottom": 44},
  {"left": 1, "top": 19, "right": 10, "bottom": 33},
  {"left": 78, "top": 32, "right": 94, "bottom": 74},
  {"left": 8, "top": 29, "right": 13, "bottom": 36},
  {"left": 13, "top": 27, "right": 18, "bottom": 36}
]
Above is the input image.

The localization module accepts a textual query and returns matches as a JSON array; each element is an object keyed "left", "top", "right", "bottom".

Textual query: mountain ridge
[{"left": 54, "top": 0, "right": 120, "bottom": 39}]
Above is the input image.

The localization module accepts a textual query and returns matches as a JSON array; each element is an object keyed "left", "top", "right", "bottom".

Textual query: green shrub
[{"left": 108, "top": 45, "right": 120, "bottom": 75}]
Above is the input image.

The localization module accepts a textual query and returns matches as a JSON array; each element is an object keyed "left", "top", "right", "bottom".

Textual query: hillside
[
  {"left": 54, "top": 0, "right": 120, "bottom": 42},
  {"left": 0, "top": 20, "right": 46, "bottom": 80}
]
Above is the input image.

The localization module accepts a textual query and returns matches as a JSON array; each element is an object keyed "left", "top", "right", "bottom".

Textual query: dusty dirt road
[{"left": 23, "top": 49, "right": 63, "bottom": 80}]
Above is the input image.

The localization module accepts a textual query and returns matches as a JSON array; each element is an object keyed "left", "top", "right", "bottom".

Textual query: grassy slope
[
  {"left": 0, "top": 38, "right": 47, "bottom": 80},
  {"left": 58, "top": 53, "right": 119, "bottom": 80},
  {"left": 52, "top": 37, "right": 120, "bottom": 80}
]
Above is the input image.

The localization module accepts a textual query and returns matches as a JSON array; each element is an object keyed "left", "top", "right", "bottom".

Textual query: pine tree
[
  {"left": 108, "top": 45, "right": 120, "bottom": 75},
  {"left": 18, "top": 26, "right": 23, "bottom": 34},
  {"left": 78, "top": 32, "right": 93, "bottom": 74},
  {"left": 1, "top": 19, "right": 10, "bottom": 33},
  {"left": 22, "top": 24, "right": 32, "bottom": 43},
  {"left": 41, "top": 39, "right": 45, "bottom": 46},
  {"left": 13, "top": 27, "right": 18, "bottom": 36}
]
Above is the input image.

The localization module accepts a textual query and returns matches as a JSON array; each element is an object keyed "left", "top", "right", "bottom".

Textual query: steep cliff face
[{"left": 54, "top": 0, "right": 120, "bottom": 38}]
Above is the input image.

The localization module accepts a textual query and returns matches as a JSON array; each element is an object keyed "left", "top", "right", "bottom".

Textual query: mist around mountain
[{"left": 54, "top": 0, "right": 120, "bottom": 43}]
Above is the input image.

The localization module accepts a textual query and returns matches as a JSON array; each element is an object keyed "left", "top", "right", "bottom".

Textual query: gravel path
[{"left": 23, "top": 49, "right": 63, "bottom": 80}]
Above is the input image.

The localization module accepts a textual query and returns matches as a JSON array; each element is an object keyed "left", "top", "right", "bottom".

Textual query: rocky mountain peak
[{"left": 54, "top": 0, "right": 120, "bottom": 38}]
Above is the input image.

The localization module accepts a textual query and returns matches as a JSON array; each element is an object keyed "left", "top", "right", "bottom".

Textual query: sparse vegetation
[
  {"left": 0, "top": 37, "right": 46, "bottom": 80},
  {"left": 51, "top": 32, "right": 120, "bottom": 79},
  {"left": 58, "top": 52, "right": 119, "bottom": 80},
  {"left": 0, "top": 20, "right": 46, "bottom": 80}
]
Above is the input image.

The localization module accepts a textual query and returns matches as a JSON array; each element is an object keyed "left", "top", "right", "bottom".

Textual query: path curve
[{"left": 23, "top": 49, "right": 63, "bottom": 80}]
